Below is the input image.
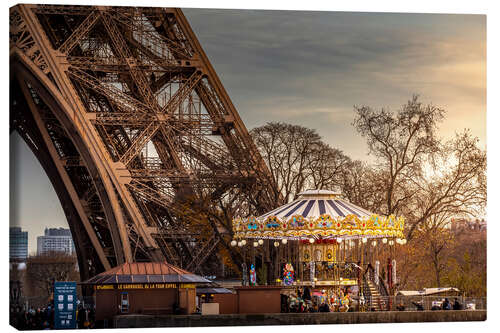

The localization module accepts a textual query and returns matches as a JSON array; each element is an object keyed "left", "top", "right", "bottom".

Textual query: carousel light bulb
[
  {"left": 282, "top": 239, "right": 288, "bottom": 245},
  {"left": 230, "top": 240, "right": 237, "bottom": 247},
  {"left": 389, "top": 240, "right": 394, "bottom": 246},
  {"left": 382, "top": 238, "right": 388, "bottom": 244},
  {"left": 396, "top": 238, "right": 401, "bottom": 244},
  {"left": 362, "top": 238, "right": 368, "bottom": 244},
  {"left": 402, "top": 239, "right": 407, "bottom": 245},
  {"left": 336, "top": 237, "right": 342, "bottom": 243},
  {"left": 253, "top": 241, "right": 259, "bottom": 247},
  {"left": 309, "top": 238, "right": 315, "bottom": 244},
  {"left": 258, "top": 239, "right": 264, "bottom": 245},
  {"left": 241, "top": 239, "right": 247, "bottom": 246},
  {"left": 371, "top": 241, "right": 377, "bottom": 247},
  {"left": 238, "top": 241, "right": 243, "bottom": 247},
  {"left": 274, "top": 241, "right": 279, "bottom": 247}
]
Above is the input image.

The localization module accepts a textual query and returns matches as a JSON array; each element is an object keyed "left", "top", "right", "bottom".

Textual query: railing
[{"left": 361, "top": 296, "right": 486, "bottom": 311}]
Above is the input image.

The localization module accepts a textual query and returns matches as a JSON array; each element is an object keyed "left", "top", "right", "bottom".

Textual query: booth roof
[
  {"left": 196, "top": 287, "right": 233, "bottom": 295},
  {"left": 82, "top": 262, "right": 211, "bottom": 285}
]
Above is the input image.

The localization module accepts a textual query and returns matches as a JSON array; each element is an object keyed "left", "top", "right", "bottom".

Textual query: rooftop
[{"left": 82, "top": 262, "right": 211, "bottom": 285}]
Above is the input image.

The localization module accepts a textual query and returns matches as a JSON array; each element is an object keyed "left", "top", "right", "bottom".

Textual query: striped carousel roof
[
  {"left": 232, "top": 189, "right": 405, "bottom": 240},
  {"left": 257, "top": 189, "right": 373, "bottom": 222}
]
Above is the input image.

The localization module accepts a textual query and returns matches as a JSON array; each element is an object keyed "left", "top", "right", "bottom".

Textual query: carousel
[{"left": 230, "top": 189, "right": 406, "bottom": 312}]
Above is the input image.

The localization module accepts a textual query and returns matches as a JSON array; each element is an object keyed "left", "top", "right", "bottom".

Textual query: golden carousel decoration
[{"left": 230, "top": 189, "right": 406, "bottom": 309}]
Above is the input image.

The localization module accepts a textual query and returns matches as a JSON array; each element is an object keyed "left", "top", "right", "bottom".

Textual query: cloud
[{"left": 184, "top": 9, "right": 486, "bottom": 154}]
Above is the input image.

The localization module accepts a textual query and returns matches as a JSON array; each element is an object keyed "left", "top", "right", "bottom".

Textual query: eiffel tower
[{"left": 10, "top": 4, "right": 279, "bottom": 280}]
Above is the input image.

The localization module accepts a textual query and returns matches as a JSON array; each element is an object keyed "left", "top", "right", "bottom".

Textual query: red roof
[
  {"left": 82, "top": 262, "right": 210, "bottom": 285},
  {"left": 104, "top": 262, "right": 192, "bottom": 276}
]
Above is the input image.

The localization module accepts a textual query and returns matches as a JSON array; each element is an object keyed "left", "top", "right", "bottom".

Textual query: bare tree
[
  {"left": 251, "top": 122, "right": 351, "bottom": 203},
  {"left": 353, "top": 95, "right": 444, "bottom": 216},
  {"left": 339, "top": 160, "right": 386, "bottom": 213},
  {"left": 24, "top": 253, "right": 79, "bottom": 300},
  {"left": 353, "top": 96, "right": 486, "bottom": 239},
  {"left": 404, "top": 131, "right": 486, "bottom": 239}
]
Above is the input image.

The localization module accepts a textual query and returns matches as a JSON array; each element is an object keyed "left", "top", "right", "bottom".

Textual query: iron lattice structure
[{"left": 10, "top": 4, "right": 279, "bottom": 280}]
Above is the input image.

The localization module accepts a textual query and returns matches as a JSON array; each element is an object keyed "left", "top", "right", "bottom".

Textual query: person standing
[
  {"left": 442, "top": 298, "right": 451, "bottom": 310},
  {"left": 453, "top": 298, "right": 462, "bottom": 310}
]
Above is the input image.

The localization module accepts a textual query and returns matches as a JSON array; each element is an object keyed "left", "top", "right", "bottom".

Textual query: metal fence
[{"left": 362, "top": 296, "right": 486, "bottom": 311}]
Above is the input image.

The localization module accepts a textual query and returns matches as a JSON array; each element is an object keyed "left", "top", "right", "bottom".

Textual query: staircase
[{"left": 366, "top": 280, "right": 386, "bottom": 311}]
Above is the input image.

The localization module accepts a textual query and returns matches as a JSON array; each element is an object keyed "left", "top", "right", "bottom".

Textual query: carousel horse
[{"left": 339, "top": 295, "right": 350, "bottom": 312}]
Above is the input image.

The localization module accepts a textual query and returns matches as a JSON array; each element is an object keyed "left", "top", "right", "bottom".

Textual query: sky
[{"left": 10, "top": 9, "right": 486, "bottom": 253}]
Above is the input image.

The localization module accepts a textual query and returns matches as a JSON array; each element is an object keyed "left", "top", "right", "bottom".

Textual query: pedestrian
[
  {"left": 453, "top": 298, "right": 462, "bottom": 310},
  {"left": 412, "top": 301, "right": 424, "bottom": 311},
  {"left": 442, "top": 298, "right": 451, "bottom": 310},
  {"left": 303, "top": 287, "right": 311, "bottom": 301},
  {"left": 319, "top": 302, "right": 330, "bottom": 312},
  {"left": 396, "top": 302, "right": 405, "bottom": 311}
]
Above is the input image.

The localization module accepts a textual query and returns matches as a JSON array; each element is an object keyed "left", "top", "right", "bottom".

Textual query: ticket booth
[{"left": 82, "top": 262, "right": 210, "bottom": 321}]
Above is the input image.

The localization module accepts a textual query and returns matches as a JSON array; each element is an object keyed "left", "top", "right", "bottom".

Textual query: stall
[
  {"left": 82, "top": 262, "right": 210, "bottom": 321},
  {"left": 230, "top": 189, "right": 406, "bottom": 312}
]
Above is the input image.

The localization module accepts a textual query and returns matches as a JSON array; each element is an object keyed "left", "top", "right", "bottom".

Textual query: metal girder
[
  {"left": 11, "top": 4, "right": 279, "bottom": 276},
  {"left": 119, "top": 121, "right": 161, "bottom": 165},
  {"left": 58, "top": 10, "right": 100, "bottom": 54},
  {"left": 32, "top": 5, "right": 94, "bottom": 15},
  {"left": 186, "top": 235, "right": 220, "bottom": 272},
  {"left": 161, "top": 70, "right": 204, "bottom": 114},
  {"left": 68, "top": 67, "right": 151, "bottom": 114},
  {"left": 67, "top": 56, "right": 190, "bottom": 73},
  {"left": 99, "top": 9, "right": 160, "bottom": 112},
  {"left": 13, "top": 74, "right": 112, "bottom": 272}
]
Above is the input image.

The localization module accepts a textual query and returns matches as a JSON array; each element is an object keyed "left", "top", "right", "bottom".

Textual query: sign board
[
  {"left": 54, "top": 281, "right": 77, "bottom": 329},
  {"left": 94, "top": 283, "right": 195, "bottom": 290}
]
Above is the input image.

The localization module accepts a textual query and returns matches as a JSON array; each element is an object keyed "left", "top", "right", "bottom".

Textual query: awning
[
  {"left": 397, "top": 287, "right": 460, "bottom": 296},
  {"left": 196, "top": 287, "right": 233, "bottom": 295}
]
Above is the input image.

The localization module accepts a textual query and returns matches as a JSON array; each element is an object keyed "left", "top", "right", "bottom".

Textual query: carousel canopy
[
  {"left": 258, "top": 189, "right": 373, "bottom": 222},
  {"left": 232, "top": 189, "right": 404, "bottom": 241}
]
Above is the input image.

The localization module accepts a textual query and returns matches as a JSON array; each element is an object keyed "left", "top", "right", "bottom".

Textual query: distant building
[
  {"left": 37, "top": 227, "right": 75, "bottom": 256},
  {"left": 10, "top": 227, "right": 28, "bottom": 261},
  {"left": 450, "top": 217, "right": 486, "bottom": 233}
]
